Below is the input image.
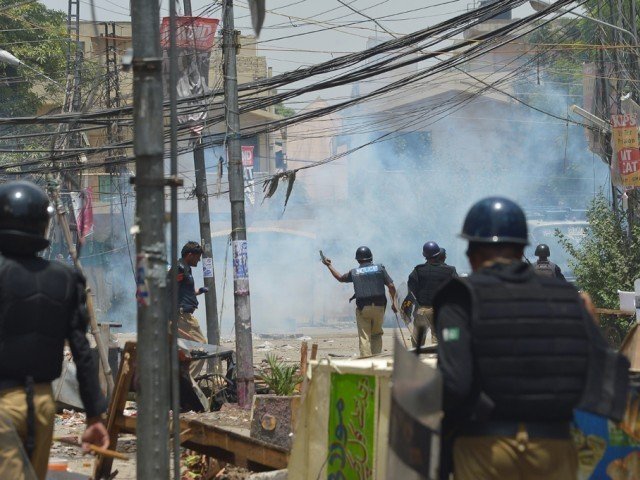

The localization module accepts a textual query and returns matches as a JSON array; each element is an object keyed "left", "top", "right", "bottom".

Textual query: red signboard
[
  {"left": 242, "top": 145, "right": 254, "bottom": 167},
  {"left": 160, "top": 17, "right": 219, "bottom": 51},
  {"left": 618, "top": 148, "right": 640, "bottom": 172}
]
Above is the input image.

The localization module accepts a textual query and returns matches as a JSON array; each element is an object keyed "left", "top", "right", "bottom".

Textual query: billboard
[{"left": 610, "top": 114, "right": 640, "bottom": 188}]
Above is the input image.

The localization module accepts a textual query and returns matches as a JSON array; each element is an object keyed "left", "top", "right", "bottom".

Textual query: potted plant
[{"left": 250, "top": 353, "right": 303, "bottom": 449}]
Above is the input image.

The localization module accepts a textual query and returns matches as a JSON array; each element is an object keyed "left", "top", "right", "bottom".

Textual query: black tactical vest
[
  {"left": 351, "top": 263, "right": 386, "bottom": 308},
  {"left": 414, "top": 263, "right": 456, "bottom": 307},
  {"left": 0, "top": 256, "right": 80, "bottom": 383},
  {"left": 463, "top": 267, "right": 589, "bottom": 422},
  {"left": 534, "top": 260, "right": 557, "bottom": 278}
]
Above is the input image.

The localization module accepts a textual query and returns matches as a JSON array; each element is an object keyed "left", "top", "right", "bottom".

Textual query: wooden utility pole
[
  {"left": 47, "top": 181, "right": 115, "bottom": 398},
  {"left": 223, "top": 0, "right": 255, "bottom": 408},
  {"left": 183, "top": 0, "right": 221, "bottom": 347},
  {"left": 131, "top": 0, "right": 170, "bottom": 476}
]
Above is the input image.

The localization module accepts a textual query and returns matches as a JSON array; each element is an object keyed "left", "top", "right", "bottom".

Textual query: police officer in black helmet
[
  {"left": 433, "top": 197, "right": 628, "bottom": 480},
  {"left": 0, "top": 181, "right": 108, "bottom": 479},
  {"left": 402, "top": 241, "right": 457, "bottom": 347},
  {"left": 533, "top": 243, "right": 566, "bottom": 280},
  {"left": 323, "top": 246, "right": 398, "bottom": 356}
]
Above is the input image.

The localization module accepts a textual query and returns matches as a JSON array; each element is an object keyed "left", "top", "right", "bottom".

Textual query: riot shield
[{"left": 387, "top": 337, "right": 442, "bottom": 479}]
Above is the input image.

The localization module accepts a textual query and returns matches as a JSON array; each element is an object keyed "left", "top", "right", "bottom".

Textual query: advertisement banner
[
  {"left": 574, "top": 408, "right": 640, "bottom": 479},
  {"left": 610, "top": 114, "right": 640, "bottom": 188},
  {"left": 618, "top": 148, "right": 640, "bottom": 188},
  {"left": 160, "top": 17, "right": 219, "bottom": 51},
  {"left": 161, "top": 17, "right": 219, "bottom": 137},
  {"left": 241, "top": 145, "right": 254, "bottom": 167},
  {"left": 202, "top": 257, "right": 214, "bottom": 278},
  {"left": 327, "top": 373, "right": 376, "bottom": 479},
  {"left": 242, "top": 146, "right": 256, "bottom": 205}
]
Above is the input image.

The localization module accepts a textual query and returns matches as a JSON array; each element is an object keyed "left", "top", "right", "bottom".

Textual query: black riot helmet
[
  {"left": 460, "top": 197, "right": 529, "bottom": 245},
  {"left": 422, "top": 241, "right": 440, "bottom": 259},
  {"left": 535, "top": 243, "right": 550, "bottom": 258},
  {"left": 0, "top": 180, "right": 54, "bottom": 255},
  {"left": 355, "top": 246, "right": 373, "bottom": 262}
]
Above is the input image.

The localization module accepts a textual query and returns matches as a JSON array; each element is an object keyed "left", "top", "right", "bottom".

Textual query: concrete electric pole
[
  {"left": 182, "top": 0, "right": 221, "bottom": 347},
  {"left": 131, "top": 0, "right": 170, "bottom": 476},
  {"left": 222, "top": 0, "right": 255, "bottom": 408}
]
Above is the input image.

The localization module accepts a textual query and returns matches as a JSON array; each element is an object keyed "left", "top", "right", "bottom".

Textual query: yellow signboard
[{"left": 611, "top": 114, "right": 640, "bottom": 188}]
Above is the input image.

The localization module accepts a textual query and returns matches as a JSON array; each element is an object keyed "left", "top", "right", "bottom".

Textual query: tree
[
  {"left": 275, "top": 102, "right": 295, "bottom": 118},
  {"left": 0, "top": 0, "right": 68, "bottom": 117},
  {"left": 557, "top": 193, "right": 640, "bottom": 308}
]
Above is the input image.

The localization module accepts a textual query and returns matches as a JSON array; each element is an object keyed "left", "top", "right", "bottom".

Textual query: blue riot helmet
[
  {"left": 355, "top": 246, "right": 373, "bottom": 262},
  {"left": 422, "top": 241, "right": 440, "bottom": 259},
  {"left": 460, "top": 197, "right": 529, "bottom": 245}
]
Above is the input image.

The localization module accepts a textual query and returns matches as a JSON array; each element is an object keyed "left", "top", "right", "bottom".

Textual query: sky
[{"left": 37, "top": 0, "right": 539, "bottom": 106}]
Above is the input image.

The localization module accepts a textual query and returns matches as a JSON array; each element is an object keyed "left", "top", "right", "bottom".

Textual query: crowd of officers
[
  {"left": 0, "top": 180, "right": 630, "bottom": 480},
  {"left": 322, "top": 220, "right": 566, "bottom": 357},
  {"left": 323, "top": 196, "right": 629, "bottom": 480}
]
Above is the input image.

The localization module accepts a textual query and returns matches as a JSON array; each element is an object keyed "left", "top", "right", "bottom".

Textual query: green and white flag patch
[{"left": 442, "top": 327, "right": 460, "bottom": 342}]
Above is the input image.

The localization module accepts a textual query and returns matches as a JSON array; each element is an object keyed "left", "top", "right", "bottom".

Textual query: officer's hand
[
  {"left": 198, "top": 287, "right": 209, "bottom": 295},
  {"left": 391, "top": 303, "right": 398, "bottom": 313},
  {"left": 322, "top": 257, "right": 332, "bottom": 266},
  {"left": 81, "top": 419, "right": 109, "bottom": 452}
]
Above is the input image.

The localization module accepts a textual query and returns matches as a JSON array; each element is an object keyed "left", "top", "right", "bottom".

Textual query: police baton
[{"left": 393, "top": 311, "right": 409, "bottom": 349}]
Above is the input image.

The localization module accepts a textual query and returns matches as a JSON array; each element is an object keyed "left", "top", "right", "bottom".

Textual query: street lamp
[
  {"left": 0, "top": 48, "right": 64, "bottom": 90},
  {"left": 530, "top": 0, "right": 637, "bottom": 43}
]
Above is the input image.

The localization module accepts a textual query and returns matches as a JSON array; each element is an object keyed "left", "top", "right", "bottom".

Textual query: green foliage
[
  {"left": 275, "top": 102, "right": 296, "bottom": 118},
  {"left": 0, "top": 0, "right": 68, "bottom": 116},
  {"left": 259, "top": 353, "right": 302, "bottom": 396},
  {"left": 556, "top": 193, "right": 640, "bottom": 308}
]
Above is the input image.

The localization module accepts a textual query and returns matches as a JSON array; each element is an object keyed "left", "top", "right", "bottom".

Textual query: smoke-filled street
[{"left": 2, "top": 0, "right": 640, "bottom": 479}]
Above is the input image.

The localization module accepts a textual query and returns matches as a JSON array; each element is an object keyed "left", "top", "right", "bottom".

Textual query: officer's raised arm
[{"left": 322, "top": 255, "right": 349, "bottom": 282}]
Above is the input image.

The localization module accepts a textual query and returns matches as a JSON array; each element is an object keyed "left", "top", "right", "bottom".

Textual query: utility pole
[
  {"left": 131, "top": 0, "right": 170, "bottom": 476},
  {"left": 183, "top": 0, "right": 220, "bottom": 347},
  {"left": 223, "top": 0, "right": 254, "bottom": 408}
]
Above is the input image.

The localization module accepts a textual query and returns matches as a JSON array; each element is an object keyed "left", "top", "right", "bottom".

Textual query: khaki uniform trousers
[
  {"left": 355, "top": 305, "right": 385, "bottom": 357},
  {"left": 178, "top": 311, "right": 208, "bottom": 378},
  {"left": 0, "top": 384, "right": 55, "bottom": 480},
  {"left": 453, "top": 434, "right": 578, "bottom": 480},
  {"left": 412, "top": 306, "right": 436, "bottom": 347}
]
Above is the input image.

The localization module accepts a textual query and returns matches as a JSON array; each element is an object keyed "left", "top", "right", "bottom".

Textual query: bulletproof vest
[
  {"left": 414, "top": 263, "right": 456, "bottom": 307},
  {"left": 463, "top": 270, "right": 589, "bottom": 422},
  {"left": 178, "top": 260, "right": 198, "bottom": 311},
  {"left": 350, "top": 263, "right": 386, "bottom": 306},
  {"left": 0, "top": 255, "right": 80, "bottom": 383},
  {"left": 534, "top": 260, "right": 557, "bottom": 278}
]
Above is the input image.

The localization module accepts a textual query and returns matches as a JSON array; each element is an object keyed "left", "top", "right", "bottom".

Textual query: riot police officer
[
  {"left": 533, "top": 243, "right": 566, "bottom": 280},
  {"left": 322, "top": 246, "right": 398, "bottom": 356},
  {"left": 402, "top": 241, "right": 457, "bottom": 346},
  {"left": 434, "top": 197, "right": 628, "bottom": 480},
  {"left": 0, "top": 181, "right": 108, "bottom": 479}
]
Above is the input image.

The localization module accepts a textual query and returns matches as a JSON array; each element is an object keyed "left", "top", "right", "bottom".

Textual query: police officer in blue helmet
[
  {"left": 322, "top": 246, "right": 398, "bottom": 357},
  {"left": 402, "top": 241, "right": 457, "bottom": 347},
  {"left": 433, "top": 197, "right": 628, "bottom": 480}
]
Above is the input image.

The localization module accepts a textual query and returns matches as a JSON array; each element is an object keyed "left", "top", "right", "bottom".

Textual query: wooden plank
[
  {"left": 310, "top": 343, "right": 318, "bottom": 361},
  {"left": 180, "top": 416, "right": 289, "bottom": 471},
  {"left": 112, "top": 412, "right": 289, "bottom": 470},
  {"left": 114, "top": 414, "right": 137, "bottom": 434},
  {"left": 595, "top": 308, "right": 634, "bottom": 316},
  {"left": 94, "top": 342, "right": 137, "bottom": 479}
]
